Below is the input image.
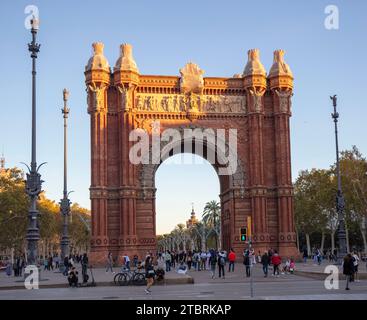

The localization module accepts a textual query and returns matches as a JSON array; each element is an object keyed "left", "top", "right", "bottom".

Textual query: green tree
[{"left": 202, "top": 200, "right": 221, "bottom": 249}]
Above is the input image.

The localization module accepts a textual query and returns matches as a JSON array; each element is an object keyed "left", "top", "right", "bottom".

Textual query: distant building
[{"left": 186, "top": 204, "right": 199, "bottom": 228}]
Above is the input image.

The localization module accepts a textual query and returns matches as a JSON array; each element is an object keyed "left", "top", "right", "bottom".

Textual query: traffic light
[{"left": 240, "top": 227, "right": 247, "bottom": 241}]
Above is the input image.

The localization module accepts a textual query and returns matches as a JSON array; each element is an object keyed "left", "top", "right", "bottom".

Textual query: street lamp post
[
  {"left": 25, "top": 17, "right": 43, "bottom": 266},
  {"left": 330, "top": 95, "right": 347, "bottom": 264},
  {"left": 60, "top": 89, "right": 71, "bottom": 271}
]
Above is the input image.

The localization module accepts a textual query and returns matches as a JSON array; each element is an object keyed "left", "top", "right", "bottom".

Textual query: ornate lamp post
[
  {"left": 330, "top": 95, "right": 347, "bottom": 264},
  {"left": 25, "top": 17, "right": 43, "bottom": 266},
  {"left": 60, "top": 89, "right": 71, "bottom": 270}
]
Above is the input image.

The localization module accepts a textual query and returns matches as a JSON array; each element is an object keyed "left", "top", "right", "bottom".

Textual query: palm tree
[{"left": 202, "top": 200, "right": 221, "bottom": 249}]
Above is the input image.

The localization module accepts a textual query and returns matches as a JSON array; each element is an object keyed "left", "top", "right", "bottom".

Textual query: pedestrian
[
  {"left": 261, "top": 251, "right": 270, "bottom": 277},
  {"left": 187, "top": 252, "right": 192, "bottom": 271},
  {"left": 68, "top": 266, "right": 79, "bottom": 287},
  {"left": 218, "top": 251, "right": 226, "bottom": 279},
  {"left": 48, "top": 255, "right": 53, "bottom": 271},
  {"left": 133, "top": 254, "right": 139, "bottom": 269},
  {"left": 105, "top": 252, "right": 114, "bottom": 273},
  {"left": 201, "top": 251, "right": 207, "bottom": 270},
  {"left": 302, "top": 248, "right": 308, "bottom": 264},
  {"left": 63, "top": 255, "right": 69, "bottom": 276},
  {"left": 44, "top": 256, "right": 48, "bottom": 271},
  {"left": 271, "top": 250, "right": 281, "bottom": 277},
  {"left": 20, "top": 255, "right": 25, "bottom": 276},
  {"left": 6, "top": 260, "right": 12, "bottom": 276},
  {"left": 228, "top": 248, "right": 236, "bottom": 272},
  {"left": 316, "top": 249, "right": 322, "bottom": 265},
  {"left": 123, "top": 253, "right": 130, "bottom": 271},
  {"left": 243, "top": 250, "right": 250, "bottom": 277},
  {"left": 54, "top": 254, "right": 60, "bottom": 269},
  {"left": 145, "top": 257, "right": 155, "bottom": 294},
  {"left": 343, "top": 253, "right": 354, "bottom": 290},
  {"left": 81, "top": 253, "right": 89, "bottom": 283},
  {"left": 164, "top": 250, "right": 171, "bottom": 272},
  {"left": 352, "top": 251, "right": 360, "bottom": 282},
  {"left": 209, "top": 250, "right": 217, "bottom": 279}
]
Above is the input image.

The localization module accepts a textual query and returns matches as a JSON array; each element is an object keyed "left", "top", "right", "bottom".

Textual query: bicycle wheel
[
  {"left": 113, "top": 272, "right": 122, "bottom": 285},
  {"left": 118, "top": 273, "right": 130, "bottom": 286},
  {"left": 133, "top": 273, "right": 146, "bottom": 286}
]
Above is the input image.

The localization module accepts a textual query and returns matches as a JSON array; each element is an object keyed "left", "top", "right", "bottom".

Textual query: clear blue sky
[{"left": 1, "top": 1, "right": 366, "bottom": 234}]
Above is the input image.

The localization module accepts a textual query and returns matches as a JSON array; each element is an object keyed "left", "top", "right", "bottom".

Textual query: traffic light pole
[{"left": 247, "top": 216, "right": 253, "bottom": 298}]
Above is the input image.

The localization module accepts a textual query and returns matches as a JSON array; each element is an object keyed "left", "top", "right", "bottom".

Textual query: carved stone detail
[
  {"left": 179, "top": 62, "right": 204, "bottom": 94},
  {"left": 134, "top": 93, "right": 246, "bottom": 114},
  {"left": 248, "top": 88, "right": 264, "bottom": 113},
  {"left": 275, "top": 89, "right": 293, "bottom": 113},
  {"left": 87, "top": 82, "right": 107, "bottom": 113}
]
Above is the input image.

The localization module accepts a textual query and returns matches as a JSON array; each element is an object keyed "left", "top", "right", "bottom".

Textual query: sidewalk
[
  {"left": 294, "top": 259, "right": 367, "bottom": 280},
  {"left": 0, "top": 266, "right": 193, "bottom": 290}
]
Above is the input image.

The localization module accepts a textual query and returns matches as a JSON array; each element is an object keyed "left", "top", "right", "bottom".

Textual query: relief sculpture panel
[{"left": 134, "top": 93, "right": 247, "bottom": 114}]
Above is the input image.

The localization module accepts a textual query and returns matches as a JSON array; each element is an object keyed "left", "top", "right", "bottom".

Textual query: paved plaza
[{"left": 1, "top": 261, "right": 366, "bottom": 300}]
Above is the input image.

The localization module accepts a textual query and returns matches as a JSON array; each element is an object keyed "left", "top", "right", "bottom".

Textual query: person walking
[
  {"left": 228, "top": 248, "right": 236, "bottom": 272},
  {"left": 261, "top": 251, "right": 270, "bottom": 277},
  {"left": 145, "top": 257, "right": 155, "bottom": 294},
  {"left": 271, "top": 250, "right": 281, "bottom": 277},
  {"left": 343, "top": 253, "right": 354, "bottom": 290},
  {"left": 218, "top": 251, "right": 226, "bottom": 279},
  {"left": 209, "top": 250, "right": 217, "bottom": 279},
  {"left": 105, "top": 252, "right": 114, "bottom": 273},
  {"left": 243, "top": 250, "right": 250, "bottom": 277}
]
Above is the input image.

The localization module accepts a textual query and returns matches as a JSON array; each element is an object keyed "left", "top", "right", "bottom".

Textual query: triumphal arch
[{"left": 85, "top": 42, "right": 298, "bottom": 264}]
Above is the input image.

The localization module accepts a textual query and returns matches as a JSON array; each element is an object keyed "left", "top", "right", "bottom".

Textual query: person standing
[
  {"left": 209, "top": 250, "right": 217, "bottom": 279},
  {"left": 218, "top": 251, "right": 226, "bottom": 279},
  {"left": 105, "top": 252, "right": 114, "bottom": 273},
  {"left": 302, "top": 248, "right": 308, "bottom": 264},
  {"left": 261, "top": 251, "right": 270, "bottom": 277},
  {"left": 228, "top": 249, "right": 236, "bottom": 272},
  {"left": 187, "top": 252, "right": 192, "bottom": 271},
  {"left": 243, "top": 250, "right": 250, "bottom": 277},
  {"left": 271, "top": 250, "right": 281, "bottom": 277},
  {"left": 352, "top": 251, "right": 360, "bottom": 282},
  {"left": 63, "top": 256, "right": 69, "bottom": 276},
  {"left": 343, "top": 253, "right": 354, "bottom": 290},
  {"left": 81, "top": 253, "right": 89, "bottom": 283},
  {"left": 145, "top": 257, "right": 155, "bottom": 294}
]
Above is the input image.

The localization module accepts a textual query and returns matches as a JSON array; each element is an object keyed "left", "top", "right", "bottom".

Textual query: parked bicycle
[{"left": 113, "top": 267, "right": 146, "bottom": 286}]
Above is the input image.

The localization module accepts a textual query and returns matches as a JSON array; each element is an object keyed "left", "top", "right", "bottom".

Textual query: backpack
[{"left": 219, "top": 256, "right": 225, "bottom": 266}]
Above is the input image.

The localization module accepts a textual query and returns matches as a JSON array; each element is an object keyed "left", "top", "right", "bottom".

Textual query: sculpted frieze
[{"left": 134, "top": 93, "right": 246, "bottom": 114}]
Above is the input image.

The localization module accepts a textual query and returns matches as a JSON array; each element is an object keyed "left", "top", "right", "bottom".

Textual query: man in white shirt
[{"left": 123, "top": 254, "right": 130, "bottom": 271}]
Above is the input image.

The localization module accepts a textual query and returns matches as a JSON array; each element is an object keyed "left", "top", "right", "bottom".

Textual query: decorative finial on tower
[
  {"left": 268, "top": 49, "right": 293, "bottom": 78},
  {"left": 242, "top": 49, "right": 266, "bottom": 77},
  {"left": 85, "top": 42, "right": 110, "bottom": 72},
  {"left": 114, "top": 43, "right": 139, "bottom": 73},
  {"left": 268, "top": 49, "right": 293, "bottom": 90}
]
